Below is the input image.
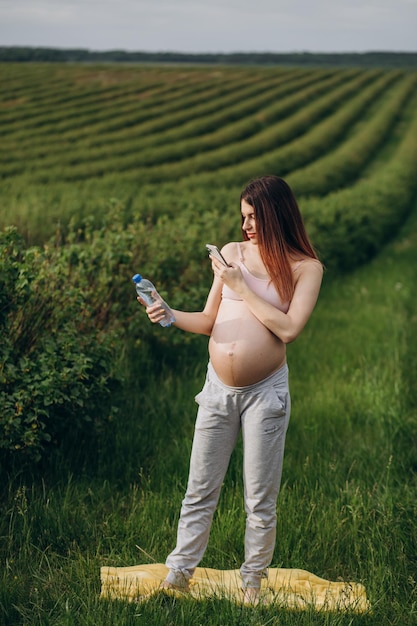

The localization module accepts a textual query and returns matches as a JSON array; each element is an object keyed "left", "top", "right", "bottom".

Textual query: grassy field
[
  {"left": 0, "top": 201, "right": 417, "bottom": 626},
  {"left": 2, "top": 203, "right": 417, "bottom": 626},
  {"left": 1, "top": 62, "right": 417, "bottom": 624}
]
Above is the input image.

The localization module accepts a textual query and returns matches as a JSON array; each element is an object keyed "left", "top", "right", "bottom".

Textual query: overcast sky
[{"left": 0, "top": 0, "right": 416, "bottom": 54}]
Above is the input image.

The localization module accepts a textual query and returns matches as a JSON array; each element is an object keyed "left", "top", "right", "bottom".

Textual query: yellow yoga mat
[{"left": 100, "top": 563, "right": 369, "bottom": 612}]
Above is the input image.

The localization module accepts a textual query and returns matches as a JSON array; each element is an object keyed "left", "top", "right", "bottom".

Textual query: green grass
[{"left": 1, "top": 197, "right": 417, "bottom": 625}]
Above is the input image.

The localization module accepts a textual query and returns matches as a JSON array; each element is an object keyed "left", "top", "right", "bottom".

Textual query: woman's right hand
[{"left": 137, "top": 296, "right": 167, "bottom": 324}]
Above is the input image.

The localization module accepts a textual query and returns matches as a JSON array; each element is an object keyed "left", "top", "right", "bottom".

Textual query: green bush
[
  {"left": 0, "top": 199, "right": 238, "bottom": 468},
  {"left": 0, "top": 227, "right": 122, "bottom": 467}
]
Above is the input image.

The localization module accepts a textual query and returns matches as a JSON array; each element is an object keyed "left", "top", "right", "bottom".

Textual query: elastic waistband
[{"left": 207, "top": 361, "right": 288, "bottom": 394}]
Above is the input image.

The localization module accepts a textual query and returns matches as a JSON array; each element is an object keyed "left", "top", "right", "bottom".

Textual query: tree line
[{"left": 1, "top": 46, "right": 417, "bottom": 67}]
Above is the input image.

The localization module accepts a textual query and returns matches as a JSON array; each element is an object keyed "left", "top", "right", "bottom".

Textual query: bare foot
[
  {"left": 160, "top": 579, "right": 190, "bottom": 593},
  {"left": 243, "top": 587, "right": 260, "bottom": 605}
]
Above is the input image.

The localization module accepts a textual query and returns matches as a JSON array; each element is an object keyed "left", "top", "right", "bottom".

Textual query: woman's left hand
[{"left": 209, "top": 256, "right": 244, "bottom": 294}]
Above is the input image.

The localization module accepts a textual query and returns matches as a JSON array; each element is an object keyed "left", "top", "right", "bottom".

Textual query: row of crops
[{"left": 1, "top": 61, "right": 417, "bottom": 464}]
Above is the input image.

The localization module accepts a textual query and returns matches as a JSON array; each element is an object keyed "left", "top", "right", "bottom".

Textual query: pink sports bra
[{"left": 222, "top": 243, "right": 292, "bottom": 313}]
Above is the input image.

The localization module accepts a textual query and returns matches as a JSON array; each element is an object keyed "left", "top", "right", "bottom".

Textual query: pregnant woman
[{"left": 138, "top": 175, "right": 323, "bottom": 604}]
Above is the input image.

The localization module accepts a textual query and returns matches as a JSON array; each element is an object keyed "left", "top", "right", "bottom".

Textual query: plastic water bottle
[{"left": 132, "top": 274, "right": 176, "bottom": 327}]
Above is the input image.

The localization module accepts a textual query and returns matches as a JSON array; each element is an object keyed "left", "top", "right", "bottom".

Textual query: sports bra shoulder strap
[
  {"left": 237, "top": 241, "right": 244, "bottom": 262},
  {"left": 292, "top": 259, "right": 306, "bottom": 271}
]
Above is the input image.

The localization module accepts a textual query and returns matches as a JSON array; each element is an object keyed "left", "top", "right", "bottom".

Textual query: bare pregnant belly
[{"left": 208, "top": 300, "right": 286, "bottom": 387}]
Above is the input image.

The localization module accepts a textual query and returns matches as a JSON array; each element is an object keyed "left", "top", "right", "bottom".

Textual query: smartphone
[{"left": 205, "top": 244, "right": 230, "bottom": 267}]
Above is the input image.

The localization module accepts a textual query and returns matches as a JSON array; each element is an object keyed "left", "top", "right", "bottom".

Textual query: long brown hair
[{"left": 240, "top": 175, "right": 319, "bottom": 302}]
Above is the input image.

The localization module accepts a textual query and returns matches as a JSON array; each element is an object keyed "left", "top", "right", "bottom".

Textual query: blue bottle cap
[{"left": 132, "top": 274, "right": 142, "bottom": 283}]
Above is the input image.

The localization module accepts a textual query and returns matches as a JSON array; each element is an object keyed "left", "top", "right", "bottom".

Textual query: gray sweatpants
[{"left": 165, "top": 360, "right": 291, "bottom": 589}]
